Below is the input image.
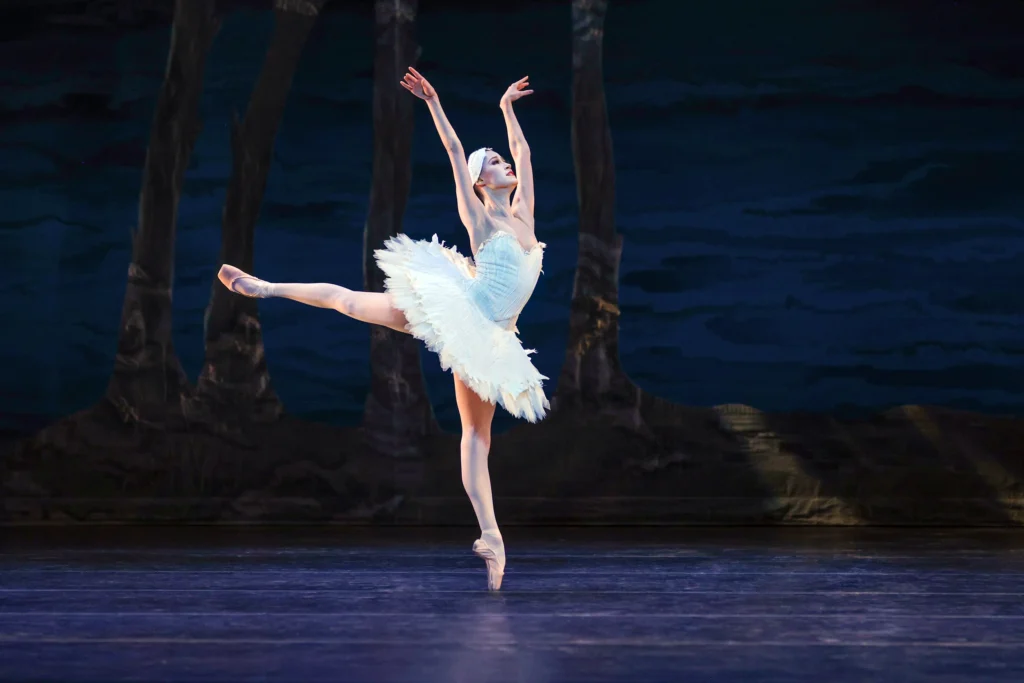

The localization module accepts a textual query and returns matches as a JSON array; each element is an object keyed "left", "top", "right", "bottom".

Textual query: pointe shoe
[
  {"left": 218, "top": 264, "right": 270, "bottom": 298},
  {"left": 473, "top": 536, "right": 505, "bottom": 591}
]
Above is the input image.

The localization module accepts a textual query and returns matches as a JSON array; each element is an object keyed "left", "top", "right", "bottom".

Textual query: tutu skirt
[{"left": 374, "top": 233, "right": 550, "bottom": 422}]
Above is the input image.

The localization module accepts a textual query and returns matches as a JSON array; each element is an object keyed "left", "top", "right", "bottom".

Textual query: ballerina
[{"left": 217, "top": 68, "right": 545, "bottom": 591}]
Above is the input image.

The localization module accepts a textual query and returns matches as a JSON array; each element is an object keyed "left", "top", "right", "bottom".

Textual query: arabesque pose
[{"left": 218, "top": 68, "right": 545, "bottom": 590}]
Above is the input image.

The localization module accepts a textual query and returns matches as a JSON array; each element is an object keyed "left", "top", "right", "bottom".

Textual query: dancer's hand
[
  {"left": 400, "top": 67, "right": 436, "bottom": 100},
  {"left": 500, "top": 76, "right": 533, "bottom": 107}
]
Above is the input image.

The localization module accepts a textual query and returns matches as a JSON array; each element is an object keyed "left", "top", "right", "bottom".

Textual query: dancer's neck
[{"left": 479, "top": 187, "right": 514, "bottom": 220}]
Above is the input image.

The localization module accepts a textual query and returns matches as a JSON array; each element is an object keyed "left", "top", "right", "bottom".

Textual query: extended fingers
[{"left": 408, "top": 66, "right": 425, "bottom": 79}]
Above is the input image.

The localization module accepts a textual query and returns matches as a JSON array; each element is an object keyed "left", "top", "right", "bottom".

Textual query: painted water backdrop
[{"left": 2, "top": 0, "right": 1023, "bottom": 434}]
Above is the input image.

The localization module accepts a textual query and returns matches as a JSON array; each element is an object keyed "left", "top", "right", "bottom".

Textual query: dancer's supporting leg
[
  {"left": 454, "top": 374, "right": 505, "bottom": 591},
  {"left": 218, "top": 264, "right": 409, "bottom": 333}
]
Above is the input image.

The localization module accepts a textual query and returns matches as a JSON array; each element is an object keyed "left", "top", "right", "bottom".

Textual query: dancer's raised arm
[
  {"left": 401, "top": 67, "right": 484, "bottom": 234},
  {"left": 500, "top": 77, "right": 535, "bottom": 222}
]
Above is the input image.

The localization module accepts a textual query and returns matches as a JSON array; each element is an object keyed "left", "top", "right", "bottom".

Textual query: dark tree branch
[
  {"left": 191, "top": 0, "right": 329, "bottom": 424},
  {"left": 362, "top": 0, "right": 438, "bottom": 463},
  {"left": 555, "top": 0, "right": 639, "bottom": 419},
  {"left": 105, "top": 0, "right": 220, "bottom": 427}
]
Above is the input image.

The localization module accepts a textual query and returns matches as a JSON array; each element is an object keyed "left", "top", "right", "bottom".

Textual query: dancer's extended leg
[
  {"left": 218, "top": 264, "right": 409, "bottom": 333},
  {"left": 454, "top": 374, "right": 505, "bottom": 591}
]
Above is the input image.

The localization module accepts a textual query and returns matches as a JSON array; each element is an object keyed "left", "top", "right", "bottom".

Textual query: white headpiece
[{"left": 467, "top": 147, "right": 491, "bottom": 185}]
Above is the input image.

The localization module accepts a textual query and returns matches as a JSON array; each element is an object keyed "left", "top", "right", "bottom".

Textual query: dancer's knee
[
  {"left": 331, "top": 288, "right": 355, "bottom": 316},
  {"left": 460, "top": 427, "right": 491, "bottom": 454}
]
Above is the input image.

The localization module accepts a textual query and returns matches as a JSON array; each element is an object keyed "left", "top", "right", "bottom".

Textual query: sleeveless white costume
[{"left": 374, "top": 230, "right": 550, "bottom": 422}]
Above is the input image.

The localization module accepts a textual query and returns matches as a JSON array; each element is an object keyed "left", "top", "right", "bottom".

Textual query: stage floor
[{"left": 2, "top": 526, "right": 1024, "bottom": 682}]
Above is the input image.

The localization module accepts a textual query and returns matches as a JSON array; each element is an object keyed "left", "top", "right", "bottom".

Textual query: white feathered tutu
[{"left": 374, "top": 231, "right": 550, "bottom": 422}]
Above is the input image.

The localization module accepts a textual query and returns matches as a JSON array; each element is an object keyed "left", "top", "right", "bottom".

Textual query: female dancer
[{"left": 217, "top": 68, "right": 546, "bottom": 591}]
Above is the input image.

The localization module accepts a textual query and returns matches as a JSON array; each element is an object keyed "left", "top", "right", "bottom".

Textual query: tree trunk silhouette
[
  {"left": 105, "top": 0, "right": 220, "bottom": 427},
  {"left": 192, "top": 0, "right": 327, "bottom": 424},
  {"left": 361, "top": 0, "right": 438, "bottom": 460},
  {"left": 555, "top": 0, "right": 638, "bottom": 416}
]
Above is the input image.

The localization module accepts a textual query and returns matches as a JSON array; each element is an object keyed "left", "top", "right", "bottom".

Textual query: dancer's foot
[
  {"left": 473, "top": 532, "right": 505, "bottom": 591},
  {"left": 218, "top": 264, "right": 272, "bottom": 298}
]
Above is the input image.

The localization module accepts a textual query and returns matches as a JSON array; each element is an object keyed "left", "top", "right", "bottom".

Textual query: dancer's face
[{"left": 476, "top": 150, "right": 517, "bottom": 191}]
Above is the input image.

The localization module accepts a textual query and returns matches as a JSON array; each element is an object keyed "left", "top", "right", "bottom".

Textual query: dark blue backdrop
[{"left": 2, "top": 0, "right": 1022, "bottom": 434}]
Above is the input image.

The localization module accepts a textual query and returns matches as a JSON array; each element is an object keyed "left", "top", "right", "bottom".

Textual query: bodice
[{"left": 467, "top": 230, "right": 545, "bottom": 331}]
